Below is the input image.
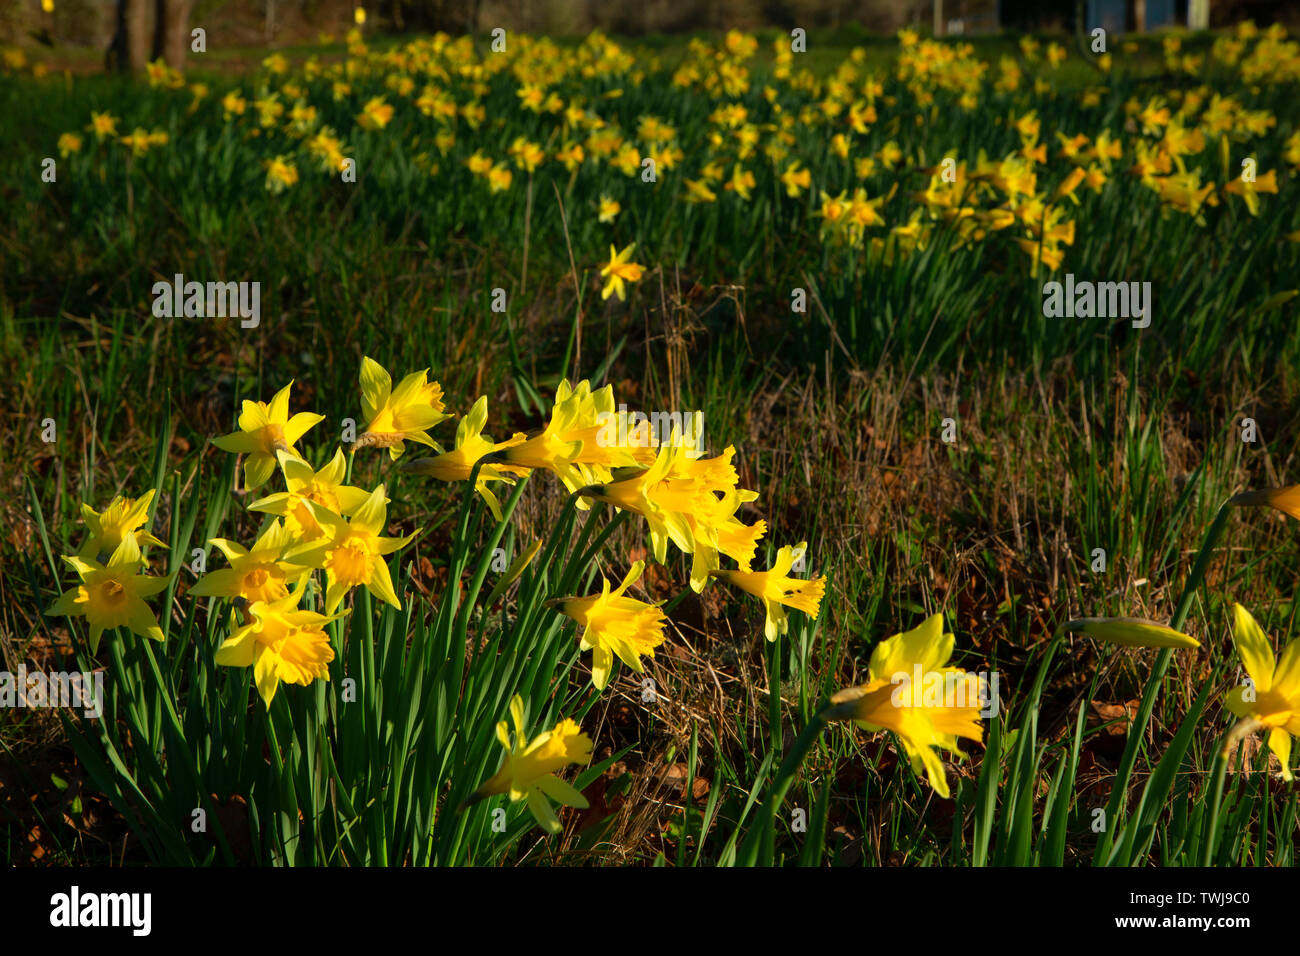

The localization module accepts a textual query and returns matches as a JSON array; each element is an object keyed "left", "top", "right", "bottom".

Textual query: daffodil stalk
[
  {"left": 1095, "top": 499, "right": 1234, "bottom": 863},
  {"left": 737, "top": 699, "right": 829, "bottom": 867}
]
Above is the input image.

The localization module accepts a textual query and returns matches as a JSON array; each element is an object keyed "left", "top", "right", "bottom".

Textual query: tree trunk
[
  {"left": 124, "top": 0, "right": 152, "bottom": 71},
  {"left": 162, "top": 0, "right": 194, "bottom": 69}
]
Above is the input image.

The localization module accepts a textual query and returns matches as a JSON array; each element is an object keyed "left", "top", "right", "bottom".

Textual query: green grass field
[{"left": 2, "top": 22, "right": 1300, "bottom": 867}]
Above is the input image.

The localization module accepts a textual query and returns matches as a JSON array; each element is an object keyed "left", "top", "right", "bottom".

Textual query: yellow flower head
[
  {"left": 553, "top": 560, "right": 668, "bottom": 690},
  {"left": 492, "top": 380, "right": 598, "bottom": 487},
  {"left": 78, "top": 489, "right": 166, "bottom": 561},
  {"left": 471, "top": 695, "right": 592, "bottom": 834},
  {"left": 600, "top": 243, "right": 644, "bottom": 301},
  {"left": 597, "top": 194, "right": 621, "bottom": 223},
  {"left": 264, "top": 155, "right": 299, "bottom": 193},
  {"left": 826, "top": 613, "right": 984, "bottom": 799},
  {"left": 710, "top": 541, "right": 825, "bottom": 641},
  {"left": 215, "top": 588, "right": 344, "bottom": 708},
  {"left": 47, "top": 535, "right": 169, "bottom": 653},
  {"left": 780, "top": 161, "right": 811, "bottom": 197},
  {"left": 211, "top": 380, "right": 325, "bottom": 490},
  {"left": 298, "top": 485, "right": 418, "bottom": 613},
  {"left": 190, "top": 519, "right": 315, "bottom": 606},
  {"left": 1224, "top": 603, "right": 1300, "bottom": 780},
  {"left": 357, "top": 96, "right": 393, "bottom": 130},
  {"left": 354, "top": 356, "right": 451, "bottom": 460},
  {"left": 248, "top": 448, "right": 372, "bottom": 541},
  {"left": 402, "top": 395, "right": 527, "bottom": 520}
]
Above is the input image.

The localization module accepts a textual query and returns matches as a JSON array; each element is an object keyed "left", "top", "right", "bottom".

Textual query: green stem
[
  {"left": 738, "top": 705, "right": 828, "bottom": 867},
  {"left": 1200, "top": 748, "right": 1228, "bottom": 867},
  {"left": 1098, "top": 500, "right": 1233, "bottom": 863}
]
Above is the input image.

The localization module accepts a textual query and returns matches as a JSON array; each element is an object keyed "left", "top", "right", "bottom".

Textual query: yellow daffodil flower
[
  {"left": 402, "top": 395, "right": 528, "bottom": 520},
  {"left": 77, "top": 490, "right": 166, "bottom": 561},
  {"left": 1224, "top": 603, "right": 1300, "bottom": 780},
  {"left": 353, "top": 356, "right": 451, "bottom": 460},
  {"left": 248, "top": 449, "right": 372, "bottom": 541},
  {"left": 302, "top": 485, "right": 418, "bottom": 613},
  {"left": 469, "top": 695, "right": 592, "bottom": 834},
  {"left": 216, "top": 588, "right": 344, "bottom": 707},
  {"left": 47, "top": 535, "right": 169, "bottom": 653},
  {"left": 212, "top": 380, "right": 324, "bottom": 490},
  {"left": 552, "top": 560, "right": 668, "bottom": 690},
  {"left": 710, "top": 541, "right": 825, "bottom": 641},
  {"left": 826, "top": 613, "right": 984, "bottom": 799},
  {"left": 600, "top": 243, "right": 644, "bottom": 301},
  {"left": 191, "top": 519, "right": 315, "bottom": 606}
]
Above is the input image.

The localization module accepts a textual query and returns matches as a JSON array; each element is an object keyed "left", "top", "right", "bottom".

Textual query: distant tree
[
  {"left": 160, "top": 0, "right": 194, "bottom": 68},
  {"left": 106, "top": 0, "right": 191, "bottom": 73}
]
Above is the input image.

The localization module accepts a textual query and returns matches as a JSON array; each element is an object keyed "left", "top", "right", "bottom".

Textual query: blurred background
[{"left": 4, "top": 0, "right": 1298, "bottom": 73}]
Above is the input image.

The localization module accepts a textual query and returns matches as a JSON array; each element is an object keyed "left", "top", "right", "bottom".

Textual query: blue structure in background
[
  {"left": 1146, "top": 0, "right": 1177, "bottom": 27},
  {"left": 1086, "top": 0, "right": 1127, "bottom": 34}
]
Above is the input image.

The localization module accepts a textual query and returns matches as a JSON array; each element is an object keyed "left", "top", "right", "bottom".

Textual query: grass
[{"left": 1, "top": 23, "right": 1299, "bottom": 866}]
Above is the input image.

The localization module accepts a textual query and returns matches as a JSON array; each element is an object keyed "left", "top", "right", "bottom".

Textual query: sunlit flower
[
  {"left": 469, "top": 695, "right": 592, "bottom": 834},
  {"left": 211, "top": 380, "right": 324, "bottom": 490},
  {"left": 599, "top": 243, "right": 644, "bottom": 301},
  {"left": 47, "top": 535, "right": 168, "bottom": 653},
  {"left": 191, "top": 519, "right": 314, "bottom": 606},
  {"left": 710, "top": 542, "right": 824, "bottom": 641},
  {"left": 826, "top": 613, "right": 984, "bottom": 799},
  {"left": 552, "top": 560, "right": 668, "bottom": 690},
  {"left": 402, "top": 395, "right": 527, "bottom": 520},
  {"left": 301, "top": 485, "right": 418, "bottom": 613},
  {"left": 248, "top": 449, "right": 372, "bottom": 541},
  {"left": 353, "top": 356, "right": 450, "bottom": 459},
  {"left": 1224, "top": 603, "right": 1300, "bottom": 780},
  {"left": 216, "top": 588, "right": 344, "bottom": 708}
]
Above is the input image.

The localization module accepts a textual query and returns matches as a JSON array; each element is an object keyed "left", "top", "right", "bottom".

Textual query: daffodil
[
  {"left": 492, "top": 380, "right": 594, "bottom": 489},
  {"left": 191, "top": 519, "right": 315, "bottom": 606},
  {"left": 825, "top": 613, "right": 984, "bottom": 799},
  {"left": 356, "top": 96, "right": 393, "bottom": 130},
  {"left": 353, "top": 358, "right": 450, "bottom": 459},
  {"left": 552, "top": 560, "right": 668, "bottom": 690},
  {"left": 469, "top": 695, "right": 592, "bottom": 834},
  {"left": 87, "top": 111, "right": 118, "bottom": 141},
  {"left": 1223, "top": 168, "right": 1279, "bottom": 216},
  {"left": 1231, "top": 485, "right": 1300, "bottom": 521},
  {"left": 47, "top": 535, "right": 169, "bottom": 653},
  {"left": 1064, "top": 616, "right": 1199, "bottom": 649},
  {"left": 600, "top": 243, "right": 644, "bottom": 301},
  {"left": 780, "top": 161, "right": 811, "bottom": 197},
  {"left": 301, "top": 485, "right": 418, "bottom": 613},
  {"left": 248, "top": 449, "right": 372, "bottom": 541},
  {"left": 263, "top": 155, "right": 299, "bottom": 193},
  {"left": 710, "top": 542, "right": 825, "bottom": 641},
  {"left": 402, "top": 395, "right": 528, "bottom": 520},
  {"left": 211, "top": 381, "right": 324, "bottom": 490},
  {"left": 216, "top": 589, "right": 344, "bottom": 708},
  {"left": 78, "top": 490, "right": 166, "bottom": 560},
  {"left": 1224, "top": 603, "right": 1300, "bottom": 780}
]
